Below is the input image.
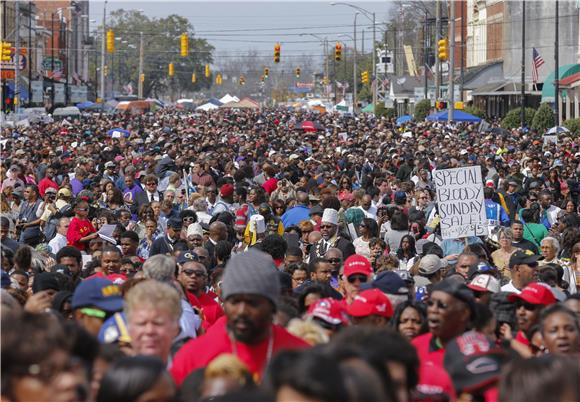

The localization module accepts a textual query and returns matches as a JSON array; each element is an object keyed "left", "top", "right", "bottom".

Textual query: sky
[{"left": 89, "top": 0, "right": 395, "bottom": 64}]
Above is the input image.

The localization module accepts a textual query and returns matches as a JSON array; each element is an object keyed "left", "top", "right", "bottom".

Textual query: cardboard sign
[{"left": 433, "top": 166, "right": 486, "bottom": 239}]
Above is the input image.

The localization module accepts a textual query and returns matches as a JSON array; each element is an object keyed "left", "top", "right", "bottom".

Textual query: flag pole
[{"left": 520, "top": 0, "right": 526, "bottom": 129}]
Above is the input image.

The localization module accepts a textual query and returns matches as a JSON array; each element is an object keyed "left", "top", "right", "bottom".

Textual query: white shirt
[
  {"left": 501, "top": 281, "right": 520, "bottom": 294},
  {"left": 48, "top": 233, "right": 67, "bottom": 254}
]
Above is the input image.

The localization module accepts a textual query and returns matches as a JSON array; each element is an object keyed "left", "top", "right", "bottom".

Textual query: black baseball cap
[
  {"left": 508, "top": 250, "right": 542, "bottom": 268},
  {"left": 432, "top": 279, "right": 476, "bottom": 316}
]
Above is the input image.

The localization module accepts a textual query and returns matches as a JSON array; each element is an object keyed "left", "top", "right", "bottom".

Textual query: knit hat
[
  {"left": 221, "top": 249, "right": 280, "bottom": 307},
  {"left": 321, "top": 208, "right": 339, "bottom": 225},
  {"left": 220, "top": 183, "right": 234, "bottom": 198}
]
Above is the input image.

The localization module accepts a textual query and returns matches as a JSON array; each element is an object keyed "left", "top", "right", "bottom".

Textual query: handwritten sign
[{"left": 433, "top": 166, "right": 486, "bottom": 239}]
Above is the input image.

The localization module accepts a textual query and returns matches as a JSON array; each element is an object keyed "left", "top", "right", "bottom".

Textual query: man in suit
[
  {"left": 134, "top": 174, "right": 163, "bottom": 211},
  {"left": 310, "top": 208, "right": 355, "bottom": 261},
  {"left": 149, "top": 217, "right": 183, "bottom": 256},
  {"left": 204, "top": 221, "right": 228, "bottom": 270}
]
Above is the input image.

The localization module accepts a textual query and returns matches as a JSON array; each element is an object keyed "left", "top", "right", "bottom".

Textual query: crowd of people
[{"left": 1, "top": 107, "right": 580, "bottom": 402}]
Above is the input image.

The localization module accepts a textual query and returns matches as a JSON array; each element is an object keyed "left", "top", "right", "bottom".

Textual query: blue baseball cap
[
  {"left": 72, "top": 278, "right": 124, "bottom": 313},
  {"left": 362, "top": 271, "right": 409, "bottom": 295},
  {"left": 98, "top": 312, "right": 131, "bottom": 344}
]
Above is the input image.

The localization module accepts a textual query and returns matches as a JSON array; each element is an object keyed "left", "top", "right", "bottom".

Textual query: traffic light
[
  {"left": 435, "top": 101, "right": 448, "bottom": 110},
  {"left": 1, "top": 42, "right": 12, "bottom": 62},
  {"left": 139, "top": 73, "right": 144, "bottom": 83},
  {"left": 205, "top": 64, "right": 210, "bottom": 78},
  {"left": 180, "top": 33, "right": 188, "bottom": 57},
  {"left": 361, "top": 70, "right": 369, "bottom": 84},
  {"left": 274, "top": 43, "right": 281, "bottom": 63},
  {"left": 168, "top": 63, "right": 174, "bottom": 77},
  {"left": 264, "top": 68, "right": 269, "bottom": 78},
  {"left": 454, "top": 101, "right": 464, "bottom": 110},
  {"left": 191, "top": 72, "right": 196, "bottom": 83},
  {"left": 106, "top": 30, "right": 115, "bottom": 53},
  {"left": 216, "top": 73, "right": 222, "bottom": 85},
  {"left": 335, "top": 42, "right": 342, "bottom": 62},
  {"left": 104, "top": 65, "right": 109, "bottom": 76},
  {"left": 295, "top": 67, "right": 301, "bottom": 78},
  {"left": 437, "top": 38, "right": 448, "bottom": 61}
]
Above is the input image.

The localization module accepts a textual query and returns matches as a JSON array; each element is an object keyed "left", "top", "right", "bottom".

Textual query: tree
[
  {"left": 463, "top": 106, "right": 485, "bottom": 119},
  {"left": 414, "top": 99, "right": 432, "bottom": 121},
  {"left": 92, "top": 10, "right": 214, "bottom": 99},
  {"left": 563, "top": 118, "right": 580, "bottom": 135},
  {"left": 531, "top": 103, "right": 555, "bottom": 132},
  {"left": 375, "top": 103, "right": 396, "bottom": 119},
  {"left": 501, "top": 107, "right": 536, "bottom": 129}
]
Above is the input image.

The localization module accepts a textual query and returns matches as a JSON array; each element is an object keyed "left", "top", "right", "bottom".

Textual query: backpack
[{"left": 44, "top": 204, "right": 72, "bottom": 242}]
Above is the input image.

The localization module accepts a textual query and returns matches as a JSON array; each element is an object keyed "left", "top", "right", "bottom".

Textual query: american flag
[{"left": 532, "top": 47, "right": 545, "bottom": 83}]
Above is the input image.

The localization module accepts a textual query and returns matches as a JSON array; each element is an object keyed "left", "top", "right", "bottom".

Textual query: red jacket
[
  {"left": 412, "top": 333, "right": 455, "bottom": 399},
  {"left": 67, "top": 217, "right": 96, "bottom": 252},
  {"left": 170, "top": 316, "right": 309, "bottom": 385},
  {"left": 38, "top": 177, "right": 59, "bottom": 198}
]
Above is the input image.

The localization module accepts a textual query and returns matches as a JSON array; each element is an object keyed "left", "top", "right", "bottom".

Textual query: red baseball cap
[
  {"left": 507, "top": 282, "right": 557, "bottom": 306},
  {"left": 346, "top": 289, "right": 393, "bottom": 318},
  {"left": 343, "top": 254, "right": 372, "bottom": 278},
  {"left": 219, "top": 183, "right": 234, "bottom": 198},
  {"left": 307, "top": 298, "right": 349, "bottom": 326}
]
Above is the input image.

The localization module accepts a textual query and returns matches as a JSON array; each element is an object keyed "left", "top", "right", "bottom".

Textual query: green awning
[
  {"left": 361, "top": 103, "right": 374, "bottom": 113},
  {"left": 541, "top": 63, "right": 580, "bottom": 102}
]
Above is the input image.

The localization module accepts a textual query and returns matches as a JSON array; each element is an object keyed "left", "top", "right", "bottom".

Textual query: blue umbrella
[
  {"left": 76, "top": 101, "right": 94, "bottom": 110},
  {"left": 107, "top": 128, "right": 130, "bottom": 138},
  {"left": 396, "top": 115, "right": 412, "bottom": 125}
]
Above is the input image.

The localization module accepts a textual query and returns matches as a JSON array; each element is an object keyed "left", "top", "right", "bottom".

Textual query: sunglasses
[
  {"left": 347, "top": 274, "right": 368, "bottom": 284},
  {"left": 320, "top": 224, "right": 334, "bottom": 229},
  {"left": 515, "top": 301, "right": 539, "bottom": 311},
  {"left": 182, "top": 269, "right": 206, "bottom": 278},
  {"left": 182, "top": 217, "right": 195, "bottom": 222}
]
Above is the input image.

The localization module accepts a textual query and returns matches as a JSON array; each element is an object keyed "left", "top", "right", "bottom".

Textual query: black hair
[
  {"left": 259, "top": 235, "right": 288, "bottom": 261},
  {"left": 96, "top": 356, "right": 171, "bottom": 402},
  {"left": 265, "top": 349, "right": 350, "bottom": 402},
  {"left": 499, "top": 356, "right": 580, "bottom": 402},
  {"left": 390, "top": 301, "right": 428, "bottom": 337},
  {"left": 102, "top": 245, "right": 121, "bottom": 256},
  {"left": 286, "top": 246, "right": 303, "bottom": 258},
  {"left": 297, "top": 284, "right": 326, "bottom": 314},
  {"left": 539, "top": 304, "right": 579, "bottom": 334},
  {"left": 178, "top": 368, "right": 206, "bottom": 402},
  {"left": 321, "top": 196, "right": 341, "bottom": 211},
  {"left": 362, "top": 218, "right": 379, "bottom": 238},
  {"left": 56, "top": 245, "right": 82, "bottom": 265},
  {"left": 179, "top": 209, "right": 197, "bottom": 222},
  {"left": 390, "top": 211, "right": 409, "bottom": 231},
  {"left": 331, "top": 326, "right": 420, "bottom": 394},
  {"left": 215, "top": 240, "right": 233, "bottom": 264},
  {"left": 308, "top": 257, "right": 329, "bottom": 276},
  {"left": 119, "top": 230, "right": 139, "bottom": 243}
]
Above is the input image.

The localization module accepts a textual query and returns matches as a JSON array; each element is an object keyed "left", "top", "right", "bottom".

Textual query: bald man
[{"left": 204, "top": 221, "right": 227, "bottom": 269}]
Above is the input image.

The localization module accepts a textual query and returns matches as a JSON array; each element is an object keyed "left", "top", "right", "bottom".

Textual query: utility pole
[
  {"left": 65, "top": 21, "right": 69, "bottom": 105},
  {"left": 554, "top": 0, "right": 559, "bottom": 125},
  {"left": 448, "top": 0, "right": 455, "bottom": 122},
  {"left": 371, "top": 12, "right": 376, "bottom": 113},
  {"left": 51, "top": 12, "right": 55, "bottom": 108},
  {"left": 138, "top": 31, "right": 143, "bottom": 98},
  {"left": 28, "top": 1, "right": 32, "bottom": 106},
  {"left": 520, "top": 0, "right": 526, "bottom": 129},
  {"left": 353, "top": 13, "right": 358, "bottom": 114},
  {"left": 14, "top": 0, "right": 20, "bottom": 113},
  {"left": 99, "top": 1, "right": 106, "bottom": 106},
  {"left": 423, "top": 11, "right": 428, "bottom": 99},
  {"left": 435, "top": 0, "right": 441, "bottom": 100},
  {"left": 460, "top": 2, "right": 465, "bottom": 101}
]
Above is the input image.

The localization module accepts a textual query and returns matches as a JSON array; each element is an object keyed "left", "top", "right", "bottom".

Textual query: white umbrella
[{"left": 546, "top": 126, "right": 570, "bottom": 135}]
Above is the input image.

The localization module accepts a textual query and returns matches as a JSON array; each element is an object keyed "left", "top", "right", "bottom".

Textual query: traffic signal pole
[
  {"left": 448, "top": 0, "right": 455, "bottom": 123},
  {"left": 435, "top": 0, "right": 440, "bottom": 100},
  {"left": 100, "top": 1, "right": 106, "bottom": 106},
  {"left": 14, "top": 0, "right": 20, "bottom": 113},
  {"left": 138, "top": 31, "right": 143, "bottom": 98}
]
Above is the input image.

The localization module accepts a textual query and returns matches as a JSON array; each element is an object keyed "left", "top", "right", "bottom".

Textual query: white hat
[
  {"left": 186, "top": 223, "right": 203, "bottom": 238},
  {"left": 248, "top": 214, "right": 266, "bottom": 234},
  {"left": 467, "top": 274, "right": 500, "bottom": 294},
  {"left": 418, "top": 254, "right": 447, "bottom": 275},
  {"left": 321, "top": 208, "right": 338, "bottom": 225}
]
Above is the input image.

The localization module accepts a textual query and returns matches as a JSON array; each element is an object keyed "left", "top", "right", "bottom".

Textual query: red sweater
[
  {"left": 186, "top": 291, "right": 224, "bottom": 330},
  {"left": 412, "top": 333, "right": 455, "bottom": 399},
  {"left": 170, "top": 317, "right": 309, "bottom": 385}
]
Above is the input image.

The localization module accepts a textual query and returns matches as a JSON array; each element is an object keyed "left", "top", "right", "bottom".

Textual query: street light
[
  {"left": 332, "top": 2, "right": 375, "bottom": 112},
  {"left": 300, "top": 33, "right": 329, "bottom": 99}
]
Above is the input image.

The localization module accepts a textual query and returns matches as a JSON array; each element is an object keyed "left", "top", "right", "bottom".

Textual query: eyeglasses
[
  {"left": 76, "top": 208, "right": 88, "bottom": 212},
  {"left": 320, "top": 224, "right": 334, "bottom": 229},
  {"left": 182, "top": 217, "right": 195, "bottom": 222},
  {"left": 427, "top": 299, "right": 449, "bottom": 310},
  {"left": 182, "top": 269, "right": 206, "bottom": 278},
  {"left": 328, "top": 258, "right": 341, "bottom": 264},
  {"left": 146, "top": 182, "right": 157, "bottom": 186},
  {"left": 347, "top": 274, "right": 368, "bottom": 284},
  {"left": 515, "top": 301, "right": 539, "bottom": 311}
]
